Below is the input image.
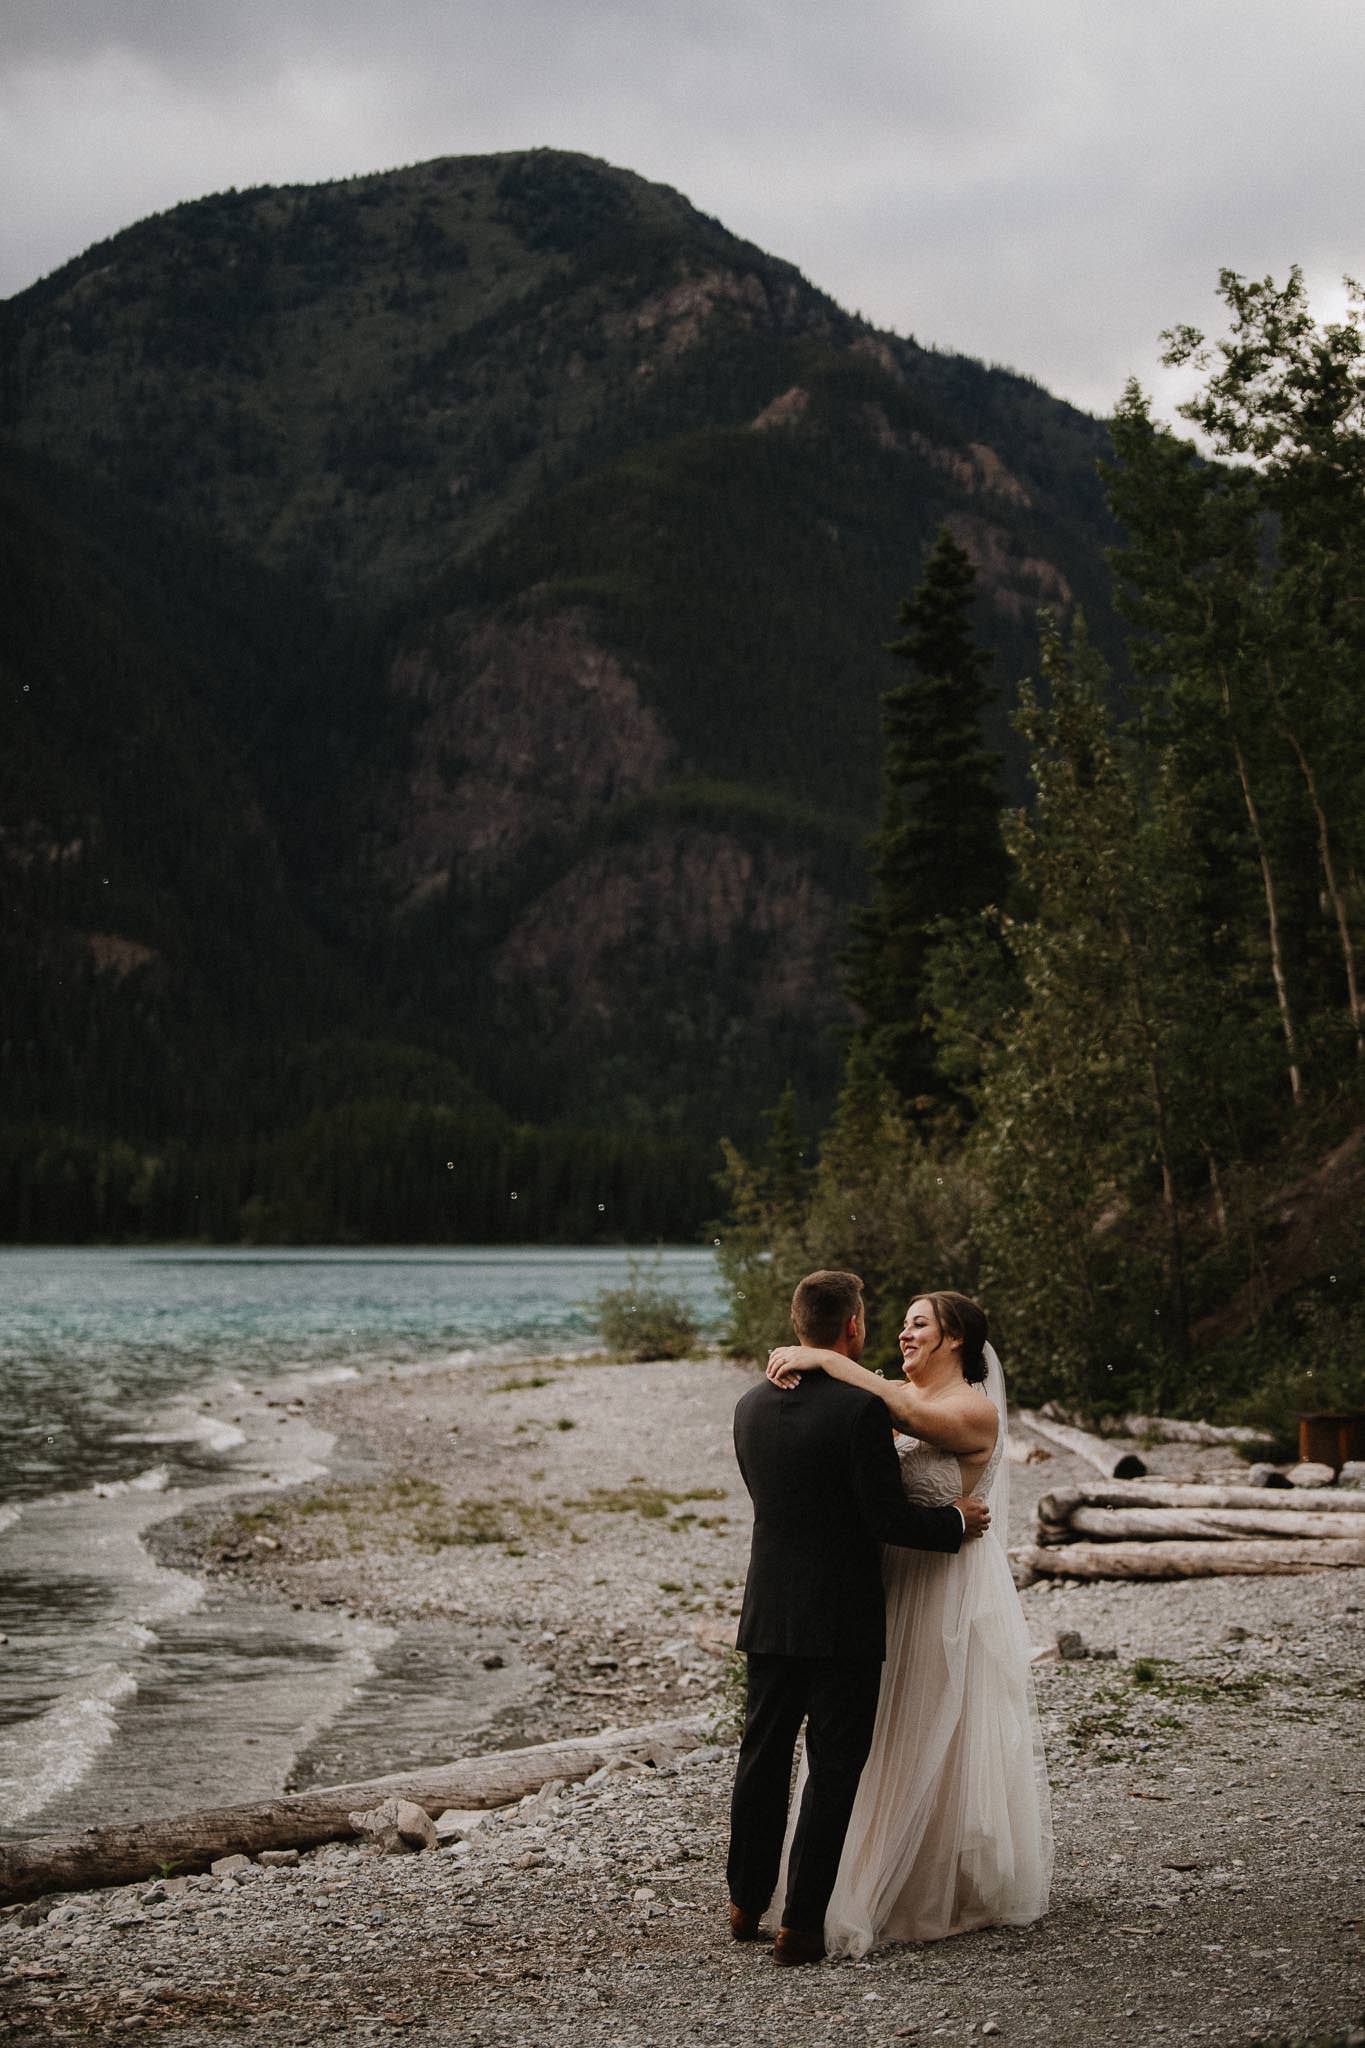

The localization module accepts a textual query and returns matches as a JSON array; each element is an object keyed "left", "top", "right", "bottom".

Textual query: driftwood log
[
  {"left": 1037, "top": 1481, "right": 1365, "bottom": 1522},
  {"left": 1050, "top": 1504, "right": 1365, "bottom": 1544},
  {"left": 1120, "top": 1414, "right": 1276, "bottom": 1449},
  {"left": 1006, "top": 1436, "right": 1052, "bottom": 1465},
  {"left": 0, "top": 1715, "right": 707, "bottom": 1907},
  {"left": 1017, "top": 1410, "right": 1147, "bottom": 1479},
  {"left": 1011, "top": 1536, "right": 1365, "bottom": 1583}
]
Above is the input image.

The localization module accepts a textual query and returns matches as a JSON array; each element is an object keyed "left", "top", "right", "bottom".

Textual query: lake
[{"left": 0, "top": 1245, "right": 725, "bottom": 1838}]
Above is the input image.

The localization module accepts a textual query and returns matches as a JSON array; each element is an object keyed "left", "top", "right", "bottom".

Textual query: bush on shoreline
[{"left": 587, "top": 1255, "right": 701, "bottom": 1361}]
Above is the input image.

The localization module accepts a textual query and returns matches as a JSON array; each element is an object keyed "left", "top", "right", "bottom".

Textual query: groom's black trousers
[{"left": 726, "top": 1651, "right": 882, "bottom": 1933}]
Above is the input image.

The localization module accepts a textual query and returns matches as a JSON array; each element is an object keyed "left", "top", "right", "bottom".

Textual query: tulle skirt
[{"left": 771, "top": 1532, "right": 1052, "bottom": 1954}]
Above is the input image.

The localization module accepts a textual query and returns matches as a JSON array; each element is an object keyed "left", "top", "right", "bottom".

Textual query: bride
[{"left": 765, "top": 1289, "right": 1052, "bottom": 1953}]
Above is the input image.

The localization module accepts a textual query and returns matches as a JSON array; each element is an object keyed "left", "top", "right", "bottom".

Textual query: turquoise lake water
[
  {"left": 0, "top": 1246, "right": 725, "bottom": 1837},
  {"left": 0, "top": 1245, "right": 725, "bottom": 1503}
]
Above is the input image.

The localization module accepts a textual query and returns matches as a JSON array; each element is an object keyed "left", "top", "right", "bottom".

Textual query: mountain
[{"left": 0, "top": 149, "right": 1123, "bottom": 1238}]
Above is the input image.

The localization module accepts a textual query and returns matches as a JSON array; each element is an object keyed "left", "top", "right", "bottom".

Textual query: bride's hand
[{"left": 767, "top": 1346, "right": 823, "bottom": 1389}]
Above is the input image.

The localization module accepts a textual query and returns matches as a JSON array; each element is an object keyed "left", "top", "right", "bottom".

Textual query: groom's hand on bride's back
[{"left": 957, "top": 1496, "right": 991, "bottom": 1540}]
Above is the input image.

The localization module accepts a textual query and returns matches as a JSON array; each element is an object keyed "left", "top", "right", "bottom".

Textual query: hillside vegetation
[
  {"left": 718, "top": 272, "right": 1365, "bottom": 1420},
  {"left": 1, "top": 149, "right": 1130, "bottom": 1240}
]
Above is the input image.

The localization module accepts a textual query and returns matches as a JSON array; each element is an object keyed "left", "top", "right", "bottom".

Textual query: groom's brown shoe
[
  {"left": 772, "top": 1925, "right": 825, "bottom": 1967},
  {"left": 728, "top": 1903, "right": 763, "bottom": 1941}
]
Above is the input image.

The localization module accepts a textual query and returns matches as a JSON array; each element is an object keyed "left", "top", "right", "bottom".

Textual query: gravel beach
[{"left": 3, "top": 1350, "right": 1363, "bottom": 2047}]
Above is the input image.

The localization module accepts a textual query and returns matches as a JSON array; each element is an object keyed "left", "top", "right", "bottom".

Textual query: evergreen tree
[
  {"left": 714, "top": 1043, "right": 981, "bottom": 1368},
  {"left": 972, "top": 620, "right": 1218, "bottom": 1408},
  {"left": 845, "top": 528, "right": 1011, "bottom": 1110}
]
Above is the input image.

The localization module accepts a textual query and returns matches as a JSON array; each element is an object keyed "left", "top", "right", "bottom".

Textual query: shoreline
[
  {"left": 2, "top": 1352, "right": 1363, "bottom": 2046},
  {"left": 144, "top": 1347, "right": 758, "bottom": 1757}
]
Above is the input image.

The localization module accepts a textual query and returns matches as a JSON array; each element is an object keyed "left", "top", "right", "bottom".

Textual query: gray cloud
[{"left": 2, "top": 0, "right": 1361, "bottom": 417}]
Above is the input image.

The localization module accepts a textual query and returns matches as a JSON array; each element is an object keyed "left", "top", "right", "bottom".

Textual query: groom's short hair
[{"left": 791, "top": 1269, "right": 864, "bottom": 1346}]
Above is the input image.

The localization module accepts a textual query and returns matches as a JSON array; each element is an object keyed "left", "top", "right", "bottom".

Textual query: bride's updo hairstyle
[{"left": 922, "top": 1290, "right": 989, "bottom": 1384}]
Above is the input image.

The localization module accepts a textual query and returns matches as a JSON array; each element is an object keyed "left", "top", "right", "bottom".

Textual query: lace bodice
[{"left": 897, "top": 1428, "right": 1003, "bottom": 1506}]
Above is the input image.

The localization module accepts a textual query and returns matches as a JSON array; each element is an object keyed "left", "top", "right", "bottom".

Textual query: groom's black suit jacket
[{"left": 733, "top": 1372, "right": 964, "bottom": 1662}]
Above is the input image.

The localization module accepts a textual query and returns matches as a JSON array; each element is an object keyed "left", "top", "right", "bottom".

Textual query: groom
[{"left": 726, "top": 1269, "right": 988, "bottom": 1964}]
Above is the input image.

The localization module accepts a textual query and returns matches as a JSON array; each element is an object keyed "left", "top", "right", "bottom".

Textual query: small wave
[
  {"left": 192, "top": 1417, "right": 247, "bottom": 1452},
  {"left": 0, "top": 1664, "right": 138, "bottom": 1828},
  {"left": 296, "top": 1365, "right": 360, "bottom": 1387},
  {"left": 92, "top": 1466, "right": 171, "bottom": 1498},
  {"left": 113, "top": 1414, "right": 247, "bottom": 1453},
  {"left": 0, "top": 1504, "right": 21, "bottom": 1535}
]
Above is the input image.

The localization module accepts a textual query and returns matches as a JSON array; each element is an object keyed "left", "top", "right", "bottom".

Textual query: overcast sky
[{"left": 3, "top": 0, "right": 1361, "bottom": 419}]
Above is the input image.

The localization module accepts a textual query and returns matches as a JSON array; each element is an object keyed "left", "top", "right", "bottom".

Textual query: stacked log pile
[{"left": 1011, "top": 1476, "right": 1365, "bottom": 1583}]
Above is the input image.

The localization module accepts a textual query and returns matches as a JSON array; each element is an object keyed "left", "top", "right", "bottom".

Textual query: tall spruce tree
[{"left": 845, "top": 527, "right": 1010, "bottom": 1110}]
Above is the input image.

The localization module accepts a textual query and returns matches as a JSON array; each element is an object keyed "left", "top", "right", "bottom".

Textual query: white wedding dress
[{"left": 771, "top": 1349, "right": 1053, "bottom": 1953}]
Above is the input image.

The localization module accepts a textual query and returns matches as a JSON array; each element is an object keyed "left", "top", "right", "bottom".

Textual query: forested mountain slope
[{"left": 1, "top": 150, "right": 1123, "bottom": 1236}]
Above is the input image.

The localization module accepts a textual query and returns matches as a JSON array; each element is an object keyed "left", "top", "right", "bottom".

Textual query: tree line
[
  {"left": 717, "top": 271, "right": 1365, "bottom": 1427},
  {"left": 0, "top": 1108, "right": 715, "bottom": 1246}
]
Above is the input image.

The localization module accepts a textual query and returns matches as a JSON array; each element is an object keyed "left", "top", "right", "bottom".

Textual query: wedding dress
[{"left": 772, "top": 1346, "right": 1053, "bottom": 1952}]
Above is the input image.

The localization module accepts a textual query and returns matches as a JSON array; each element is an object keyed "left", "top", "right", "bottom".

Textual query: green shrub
[{"left": 586, "top": 1255, "right": 701, "bottom": 1360}]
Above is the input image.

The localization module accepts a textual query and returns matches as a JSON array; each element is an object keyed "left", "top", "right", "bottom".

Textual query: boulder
[
  {"left": 348, "top": 1797, "right": 438, "bottom": 1854},
  {"left": 1286, "top": 1462, "right": 1337, "bottom": 1489},
  {"left": 434, "top": 1809, "right": 490, "bottom": 1842}
]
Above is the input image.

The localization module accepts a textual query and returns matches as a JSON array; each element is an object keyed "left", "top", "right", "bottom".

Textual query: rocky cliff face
[{"left": 385, "top": 613, "right": 673, "bottom": 905}]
